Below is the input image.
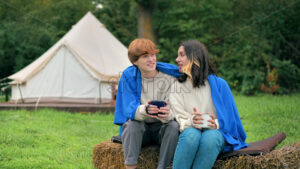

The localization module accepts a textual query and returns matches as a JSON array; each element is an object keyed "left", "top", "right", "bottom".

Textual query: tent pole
[
  {"left": 17, "top": 83, "right": 24, "bottom": 103},
  {"left": 61, "top": 46, "right": 67, "bottom": 99},
  {"left": 99, "top": 81, "right": 102, "bottom": 104},
  {"left": 35, "top": 95, "right": 42, "bottom": 111},
  {"left": 35, "top": 81, "right": 44, "bottom": 110}
]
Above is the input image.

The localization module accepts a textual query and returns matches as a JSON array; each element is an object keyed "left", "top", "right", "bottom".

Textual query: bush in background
[{"left": 0, "top": 0, "right": 299, "bottom": 94}]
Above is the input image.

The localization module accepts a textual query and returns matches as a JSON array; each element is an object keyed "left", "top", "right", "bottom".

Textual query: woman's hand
[
  {"left": 192, "top": 107, "right": 218, "bottom": 129},
  {"left": 207, "top": 112, "right": 217, "bottom": 129},
  {"left": 192, "top": 107, "right": 204, "bottom": 130}
]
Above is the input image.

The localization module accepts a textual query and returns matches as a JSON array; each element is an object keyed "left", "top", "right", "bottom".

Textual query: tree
[
  {"left": 136, "top": 0, "right": 157, "bottom": 42},
  {"left": 93, "top": 0, "right": 137, "bottom": 46},
  {"left": 0, "top": 0, "right": 94, "bottom": 79},
  {"left": 1, "top": 0, "right": 299, "bottom": 94}
]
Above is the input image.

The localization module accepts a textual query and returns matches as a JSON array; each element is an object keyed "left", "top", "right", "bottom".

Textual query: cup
[
  {"left": 146, "top": 100, "right": 166, "bottom": 115},
  {"left": 191, "top": 113, "right": 212, "bottom": 129}
]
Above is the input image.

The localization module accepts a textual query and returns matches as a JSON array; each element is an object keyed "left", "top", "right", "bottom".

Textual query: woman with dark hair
[{"left": 170, "top": 40, "right": 248, "bottom": 169}]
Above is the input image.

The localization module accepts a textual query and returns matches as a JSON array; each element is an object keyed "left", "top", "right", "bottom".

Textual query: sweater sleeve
[
  {"left": 134, "top": 104, "right": 174, "bottom": 123},
  {"left": 134, "top": 105, "right": 147, "bottom": 121},
  {"left": 169, "top": 85, "right": 192, "bottom": 132}
]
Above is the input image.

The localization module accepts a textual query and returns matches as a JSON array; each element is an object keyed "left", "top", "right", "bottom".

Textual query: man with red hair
[{"left": 114, "top": 39, "right": 181, "bottom": 169}]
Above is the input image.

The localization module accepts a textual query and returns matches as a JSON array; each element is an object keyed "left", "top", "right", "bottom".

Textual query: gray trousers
[{"left": 121, "top": 120, "right": 179, "bottom": 169}]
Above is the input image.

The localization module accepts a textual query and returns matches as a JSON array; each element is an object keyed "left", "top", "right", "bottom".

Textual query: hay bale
[
  {"left": 213, "top": 142, "right": 300, "bottom": 169},
  {"left": 93, "top": 141, "right": 300, "bottom": 169},
  {"left": 93, "top": 141, "right": 159, "bottom": 169}
]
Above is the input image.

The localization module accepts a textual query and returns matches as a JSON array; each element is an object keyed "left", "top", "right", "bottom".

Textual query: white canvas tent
[{"left": 8, "top": 12, "right": 131, "bottom": 104}]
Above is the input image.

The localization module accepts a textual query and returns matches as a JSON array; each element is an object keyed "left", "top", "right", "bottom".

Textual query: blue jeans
[{"left": 173, "top": 127, "right": 225, "bottom": 169}]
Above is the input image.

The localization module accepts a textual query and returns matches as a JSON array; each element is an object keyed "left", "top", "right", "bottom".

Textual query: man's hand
[
  {"left": 146, "top": 100, "right": 159, "bottom": 118},
  {"left": 157, "top": 102, "right": 170, "bottom": 119}
]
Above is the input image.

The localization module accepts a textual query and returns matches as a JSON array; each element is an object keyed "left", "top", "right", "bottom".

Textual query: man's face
[{"left": 134, "top": 53, "right": 157, "bottom": 73}]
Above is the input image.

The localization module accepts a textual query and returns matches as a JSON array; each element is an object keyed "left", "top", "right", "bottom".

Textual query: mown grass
[
  {"left": 0, "top": 109, "right": 118, "bottom": 169},
  {"left": 0, "top": 93, "right": 299, "bottom": 168},
  {"left": 235, "top": 93, "right": 300, "bottom": 147}
]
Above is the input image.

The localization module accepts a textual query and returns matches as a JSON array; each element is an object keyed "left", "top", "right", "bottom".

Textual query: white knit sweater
[{"left": 169, "top": 79, "right": 219, "bottom": 132}]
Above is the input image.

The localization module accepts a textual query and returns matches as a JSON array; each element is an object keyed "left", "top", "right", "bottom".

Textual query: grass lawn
[
  {"left": 235, "top": 93, "right": 300, "bottom": 146},
  {"left": 0, "top": 109, "right": 118, "bottom": 169},
  {"left": 0, "top": 93, "right": 300, "bottom": 168}
]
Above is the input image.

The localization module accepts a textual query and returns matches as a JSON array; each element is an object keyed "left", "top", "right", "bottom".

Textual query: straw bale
[
  {"left": 93, "top": 141, "right": 300, "bottom": 169},
  {"left": 213, "top": 142, "right": 300, "bottom": 169},
  {"left": 93, "top": 141, "right": 159, "bottom": 169}
]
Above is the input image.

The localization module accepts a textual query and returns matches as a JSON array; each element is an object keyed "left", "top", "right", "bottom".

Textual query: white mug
[{"left": 191, "top": 113, "right": 212, "bottom": 129}]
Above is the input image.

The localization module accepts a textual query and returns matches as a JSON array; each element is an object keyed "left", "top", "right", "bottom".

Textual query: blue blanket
[
  {"left": 208, "top": 75, "right": 248, "bottom": 152},
  {"left": 114, "top": 63, "right": 248, "bottom": 152},
  {"left": 114, "top": 62, "right": 181, "bottom": 126}
]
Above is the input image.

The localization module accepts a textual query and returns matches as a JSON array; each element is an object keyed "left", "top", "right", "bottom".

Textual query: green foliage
[
  {"left": 0, "top": 95, "right": 5, "bottom": 102},
  {"left": 93, "top": 0, "right": 138, "bottom": 47},
  {"left": 270, "top": 59, "right": 300, "bottom": 94},
  {"left": 105, "top": 0, "right": 299, "bottom": 94},
  {"left": 221, "top": 0, "right": 300, "bottom": 94},
  {"left": 0, "top": 0, "right": 299, "bottom": 94},
  {"left": 153, "top": 0, "right": 233, "bottom": 63},
  {"left": 0, "top": 0, "right": 94, "bottom": 78},
  {"left": 216, "top": 29, "right": 270, "bottom": 95},
  {"left": 0, "top": 22, "right": 56, "bottom": 73}
]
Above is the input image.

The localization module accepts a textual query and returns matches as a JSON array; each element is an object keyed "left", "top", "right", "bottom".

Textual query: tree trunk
[{"left": 138, "top": 4, "right": 157, "bottom": 43}]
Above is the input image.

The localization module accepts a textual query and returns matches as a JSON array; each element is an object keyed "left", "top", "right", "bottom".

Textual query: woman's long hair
[{"left": 178, "top": 40, "right": 217, "bottom": 88}]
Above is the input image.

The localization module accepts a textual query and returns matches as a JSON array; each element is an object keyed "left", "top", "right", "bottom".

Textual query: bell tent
[{"left": 8, "top": 12, "right": 131, "bottom": 104}]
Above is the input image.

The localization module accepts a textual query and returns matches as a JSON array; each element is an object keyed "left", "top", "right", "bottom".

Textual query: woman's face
[{"left": 176, "top": 46, "right": 190, "bottom": 72}]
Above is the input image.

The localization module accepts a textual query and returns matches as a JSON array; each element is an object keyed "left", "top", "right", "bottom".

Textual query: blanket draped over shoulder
[{"left": 114, "top": 63, "right": 248, "bottom": 152}]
